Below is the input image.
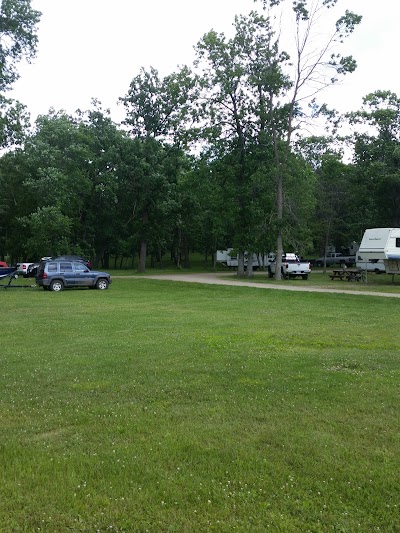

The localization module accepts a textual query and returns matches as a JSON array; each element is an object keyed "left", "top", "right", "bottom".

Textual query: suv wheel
[
  {"left": 50, "top": 280, "right": 64, "bottom": 292},
  {"left": 96, "top": 278, "right": 109, "bottom": 290}
]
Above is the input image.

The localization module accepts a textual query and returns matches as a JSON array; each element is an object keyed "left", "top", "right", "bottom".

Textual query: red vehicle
[{"left": 0, "top": 262, "right": 17, "bottom": 282}]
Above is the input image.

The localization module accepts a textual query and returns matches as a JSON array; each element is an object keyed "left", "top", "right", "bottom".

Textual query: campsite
[{"left": 1, "top": 1, "right": 400, "bottom": 530}]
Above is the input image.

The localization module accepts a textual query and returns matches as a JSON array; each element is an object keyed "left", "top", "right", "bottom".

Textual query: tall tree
[
  {"left": 316, "top": 154, "right": 353, "bottom": 270},
  {"left": 195, "top": 11, "right": 287, "bottom": 276},
  {"left": 348, "top": 90, "right": 400, "bottom": 227},
  {"left": 255, "top": 0, "right": 361, "bottom": 278},
  {"left": 298, "top": 135, "right": 358, "bottom": 262},
  {"left": 18, "top": 107, "right": 125, "bottom": 262},
  {"left": 120, "top": 65, "right": 199, "bottom": 148},
  {"left": 0, "top": 0, "right": 41, "bottom": 146},
  {"left": 120, "top": 66, "right": 198, "bottom": 271},
  {"left": 0, "top": 147, "right": 33, "bottom": 260}
]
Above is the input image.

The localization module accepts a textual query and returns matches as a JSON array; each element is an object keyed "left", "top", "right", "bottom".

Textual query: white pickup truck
[
  {"left": 16, "top": 262, "right": 34, "bottom": 278},
  {"left": 268, "top": 253, "right": 311, "bottom": 280}
]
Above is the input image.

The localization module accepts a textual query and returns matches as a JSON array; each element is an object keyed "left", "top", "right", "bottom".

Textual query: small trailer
[
  {"left": 216, "top": 249, "right": 274, "bottom": 270},
  {"left": 0, "top": 266, "right": 36, "bottom": 289},
  {"left": 357, "top": 228, "right": 400, "bottom": 276}
]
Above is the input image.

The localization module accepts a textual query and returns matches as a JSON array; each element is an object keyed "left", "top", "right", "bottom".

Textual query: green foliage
[
  {"left": 298, "top": 137, "right": 358, "bottom": 252},
  {"left": 0, "top": 0, "right": 41, "bottom": 146},
  {"left": 19, "top": 205, "right": 72, "bottom": 257},
  {"left": 120, "top": 65, "right": 200, "bottom": 147},
  {"left": 0, "top": 0, "right": 41, "bottom": 90},
  {"left": 348, "top": 90, "right": 400, "bottom": 227},
  {"left": 0, "top": 96, "right": 31, "bottom": 147}
]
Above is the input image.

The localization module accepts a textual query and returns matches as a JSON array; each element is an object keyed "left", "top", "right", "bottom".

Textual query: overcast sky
[{"left": 9, "top": 0, "right": 400, "bottom": 125}]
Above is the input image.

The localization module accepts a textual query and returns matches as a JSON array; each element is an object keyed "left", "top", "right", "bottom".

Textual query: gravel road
[{"left": 130, "top": 272, "right": 400, "bottom": 299}]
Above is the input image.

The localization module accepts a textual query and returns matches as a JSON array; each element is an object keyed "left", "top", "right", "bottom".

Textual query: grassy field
[{"left": 1, "top": 278, "right": 399, "bottom": 532}]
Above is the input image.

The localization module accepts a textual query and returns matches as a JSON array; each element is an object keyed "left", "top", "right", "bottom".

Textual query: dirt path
[{"left": 126, "top": 272, "right": 400, "bottom": 299}]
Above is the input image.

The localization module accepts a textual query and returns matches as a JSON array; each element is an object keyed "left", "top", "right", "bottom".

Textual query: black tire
[
  {"left": 268, "top": 267, "right": 273, "bottom": 278},
  {"left": 302, "top": 274, "right": 309, "bottom": 280},
  {"left": 316, "top": 261, "right": 323, "bottom": 267},
  {"left": 96, "top": 278, "right": 109, "bottom": 290},
  {"left": 49, "top": 279, "right": 63, "bottom": 292}
]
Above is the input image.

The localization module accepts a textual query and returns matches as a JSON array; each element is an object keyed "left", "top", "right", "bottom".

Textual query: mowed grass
[{"left": 1, "top": 279, "right": 399, "bottom": 532}]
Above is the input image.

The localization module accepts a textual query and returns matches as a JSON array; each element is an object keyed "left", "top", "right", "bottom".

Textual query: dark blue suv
[{"left": 36, "top": 260, "right": 111, "bottom": 291}]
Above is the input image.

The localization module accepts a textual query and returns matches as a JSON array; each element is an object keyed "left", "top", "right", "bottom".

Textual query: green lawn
[{"left": 1, "top": 279, "right": 399, "bottom": 532}]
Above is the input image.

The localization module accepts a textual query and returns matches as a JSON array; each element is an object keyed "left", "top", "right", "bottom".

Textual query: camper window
[{"left": 396, "top": 238, "right": 400, "bottom": 248}]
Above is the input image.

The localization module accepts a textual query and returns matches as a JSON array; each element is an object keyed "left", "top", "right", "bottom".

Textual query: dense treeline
[{"left": 0, "top": 1, "right": 399, "bottom": 274}]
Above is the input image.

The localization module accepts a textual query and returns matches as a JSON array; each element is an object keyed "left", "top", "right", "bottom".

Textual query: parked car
[
  {"left": 314, "top": 252, "right": 356, "bottom": 268},
  {"left": 16, "top": 262, "right": 35, "bottom": 277},
  {"left": 36, "top": 259, "right": 111, "bottom": 291},
  {"left": 268, "top": 253, "right": 311, "bottom": 280},
  {"left": 51, "top": 255, "right": 91, "bottom": 269},
  {"left": 26, "top": 257, "right": 52, "bottom": 278}
]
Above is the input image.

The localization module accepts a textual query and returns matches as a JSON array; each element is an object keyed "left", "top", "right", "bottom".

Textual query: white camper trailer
[
  {"left": 357, "top": 228, "right": 400, "bottom": 274},
  {"left": 216, "top": 249, "right": 275, "bottom": 270},
  {"left": 355, "top": 258, "right": 386, "bottom": 273}
]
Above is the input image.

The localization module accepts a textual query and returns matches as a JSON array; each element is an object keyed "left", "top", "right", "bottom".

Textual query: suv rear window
[{"left": 47, "top": 262, "right": 58, "bottom": 273}]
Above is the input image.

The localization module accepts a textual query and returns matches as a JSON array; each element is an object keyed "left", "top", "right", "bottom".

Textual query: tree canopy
[{"left": 2, "top": 2, "right": 399, "bottom": 274}]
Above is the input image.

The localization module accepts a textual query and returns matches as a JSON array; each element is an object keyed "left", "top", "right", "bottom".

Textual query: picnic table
[{"left": 329, "top": 269, "right": 365, "bottom": 282}]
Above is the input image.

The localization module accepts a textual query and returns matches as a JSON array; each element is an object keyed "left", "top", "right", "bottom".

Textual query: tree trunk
[
  {"left": 103, "top": 252, "right": 110, "bottom": 269},
  {"left": 323, "top": 230, "right": 331, "bottom": 275},
  {"left": 182, "top": 233, "right": 190, "bottom": 268},
  {"left": 137, "top": 209, "right": 148, "bottom": 273},
  {"left": 275, "top": 171, "right": 283, "bottom": 280},
  {"left": 138, "top": 240, "right": 147, "bottom": 273},
  {"left": 246, "top": 253, "right": 254, "bottom": 278},
  {"left": 237, "top": 251, "right": 246, "bottom": 277},
  {"left": 157, "top": 248, "right": 163, "bottom": 268}
]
